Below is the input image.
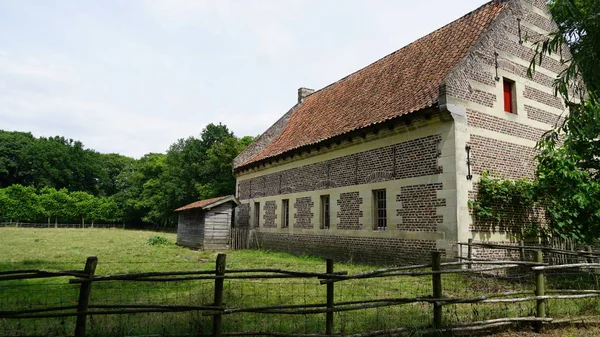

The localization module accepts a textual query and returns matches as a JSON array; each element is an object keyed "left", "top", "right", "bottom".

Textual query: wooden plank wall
[
  {"left": 204, "top": 203, "right": 232, "bottom": 250},
  {"left": 176, "top": 209, "right": 205, "bottom": 248}
]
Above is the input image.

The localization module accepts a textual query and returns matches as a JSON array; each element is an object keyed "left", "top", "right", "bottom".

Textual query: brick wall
[
  {"left": 467, "top": 110, "right": 546, "bottom": 141},
  {"left": 236, "top": 203, "right": 250, "bottom": 229},
  {"left": 396, "top": 183, "right": 445, "bottom": 232},
  {"left": 525, "top": 105, "right": 565, "bottom": 126},
  {"left": 469, "top": 135, "right": 537, "bottom": 180},
  {"left": 294, "top": 197, "right": 314, "bottom": 229},
  {"left": 468, "top": 184, "right": 547, "bottom": 234},
  {"left": 237, "top": 134, "right": 442, "bottom": 200},
  {"left": 255, "top": 232, "right": 437, "bottom": 265},
  {"left": 263, "top": 201, "right": 278, "bottom": 228},
  {"left": 524, "top": 86, "right": 565, "bottom": 110},
  {"left": 337, "top": 192, "right": 363, "bottom": 230}
]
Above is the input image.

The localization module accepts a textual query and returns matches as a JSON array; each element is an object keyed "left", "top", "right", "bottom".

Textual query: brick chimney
[{"left": 298, "top": 87, "right": 315, "bottom": 104}]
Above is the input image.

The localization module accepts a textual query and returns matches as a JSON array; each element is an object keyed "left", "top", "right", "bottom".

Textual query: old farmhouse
[{"left": 233, "top": 0, "right": 568, "bottom": 264}]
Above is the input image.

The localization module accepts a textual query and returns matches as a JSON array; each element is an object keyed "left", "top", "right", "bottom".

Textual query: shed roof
[
  {"left": 234, "top": 0, "right": 507, "bottom": 170},
  {"left": 174, "top": 195, "right": 240, "bottom": 212}
]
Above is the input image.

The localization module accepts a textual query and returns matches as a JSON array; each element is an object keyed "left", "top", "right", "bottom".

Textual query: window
[
  {"left": 282, "top": 199, "right": 289, "bottom": 228},
  {"left": 503, "top": 78, "right": 515, "bottom": 113},
  {"left": 320, "top": 195, "right": 330, "bottom": 229},
  {"left": 373, "top": 189, "right": 387, "bottom": 230},
  {"left": 254, "top": 202, "right": 260, "bottom": 228}
]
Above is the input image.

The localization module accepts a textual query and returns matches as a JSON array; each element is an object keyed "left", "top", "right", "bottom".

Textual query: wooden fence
[
  {"left": 0, "top": 222, "right": 177, "bottom": 233},
  {"left": 229, "top": 228, "right": 254, "bottom": 250},
  {"left": 460, "top": 239, "right": 599, "bottom": 265},
  {"left": 2, "top": 249, "right": 600, "bottom": 337}
]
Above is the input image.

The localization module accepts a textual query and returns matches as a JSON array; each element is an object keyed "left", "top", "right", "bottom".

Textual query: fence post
[
  {"left": 326, "top": 259, "right": 334, "bottom": 335},
  {"left": 534, "top": 250, "right": 545, "bottom": 333},
  {"left": 586, "top": 246, "right": 598, "bottom": 289},
  {"left": 467, "top": 238, "right": 473, "bottom": 269},
  {"left": 431, "top": 251, "right": 443, "bottom": 329},
  {"left": 212, "top": 254, "right": 227, "bottom": 337},
  {"left": 74, "top": 256, "right": 98, "bottom": 337},
  {"left": 519, "top": 240, "right": 525, "bottom": 262}
]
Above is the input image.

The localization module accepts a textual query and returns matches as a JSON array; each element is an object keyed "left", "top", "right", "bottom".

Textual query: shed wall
[
  {"left": 177, "top": 209, "right": 205, "bottom": 249},
  {"left": 204, "top": 203, "right": 232, "bottom": 250}
]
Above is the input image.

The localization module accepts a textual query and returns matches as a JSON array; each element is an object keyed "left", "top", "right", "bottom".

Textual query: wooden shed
[{"left": 174, "top": 195, "right": 240, "bottom": 250}]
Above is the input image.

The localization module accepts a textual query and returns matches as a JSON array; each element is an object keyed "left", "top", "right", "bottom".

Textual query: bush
[{"left": 146, "top": 235, "right": 169, "bottom": 246}]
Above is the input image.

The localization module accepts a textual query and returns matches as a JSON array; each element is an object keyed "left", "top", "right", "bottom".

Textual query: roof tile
[{"left": 236, "top": 1, "right": 507, "bottom": 169}]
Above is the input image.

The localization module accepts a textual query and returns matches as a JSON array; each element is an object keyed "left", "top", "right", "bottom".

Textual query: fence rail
[
  {"left": 2, "top": 247, "right": 600, "bottom": 337},
  {"left": 230, "top": 228, "right": 254, "bottom": 250},
  {"left": 0, "top": 222, "right": 177, "bottom": 232}
]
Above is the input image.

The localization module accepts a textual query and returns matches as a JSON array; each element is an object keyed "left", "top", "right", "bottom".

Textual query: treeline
[
  {"left": 0, "top": 124, "right": 254, "bottom": 227},
  {"left": 0, "top": 185, "right": 120, "bottom": 225}
]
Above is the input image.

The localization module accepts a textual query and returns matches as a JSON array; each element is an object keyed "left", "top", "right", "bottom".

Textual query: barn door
[{"left": 205, "top": 211, "right": 230, "bottom": 250}]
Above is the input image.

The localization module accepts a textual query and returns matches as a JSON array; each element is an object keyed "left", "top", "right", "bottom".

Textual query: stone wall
[
  {"left": 337, "top": 192, "right": 363, "bottom": 230},
  {"left": 237, "top": 134, "right": 442, "bottom": 200},
  {"left": 293, "top": 197, "right": 314, "bottom": 229},
  {"left": 263, "top": 201, "right": 277, "bottom": 228},
  {"left": 236, "top": 204, "right": 250, "bottom": 229},
  {"left": 255, "top": 232, "right": 437, "bottom": 265},
  {"left": 396, "top": 184, "right": 445, "bottom": 232},
  {"left": 444, "top": 0, "right": 569, "bottom": 245}
]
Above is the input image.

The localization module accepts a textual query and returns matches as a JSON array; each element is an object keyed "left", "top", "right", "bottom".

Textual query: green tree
[
  {"left": 114, "top": 153, "right": 173, "bottom": 225},
  {"left": 98, "top": 153, "right": 135, "bottom": 196},
  {"left": 93, "top": 196, "right": 122, "bottom": 224},
  {"left": 38, "top": 187, "right": 73, "bottom": 226},
  {"left": 70, "top": 191, "right": 97, "bottom": 226},
  {"left": 0, "top": 188, "right": 8, "bottom": 221},
  {"left": 3, "top": 184, "right": 41, "bottom": 223},
  {"left": 529, "top": 0, "right": 600, "bottom": 242},
  {"left": 0, "top": 131, "right": 35, "bottom": 188},
  {"left": 196, "top": 136, "right": 254, "bottom": 199}
]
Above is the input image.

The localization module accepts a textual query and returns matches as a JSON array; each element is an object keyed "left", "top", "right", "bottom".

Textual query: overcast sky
[{"left": 0, "top": 0, "right": 488, "bottom": 158}]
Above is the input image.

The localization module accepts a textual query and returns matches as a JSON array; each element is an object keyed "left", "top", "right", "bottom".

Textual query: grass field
[{"left": 0, "top": 228, "right": 597, "bottom": 336}]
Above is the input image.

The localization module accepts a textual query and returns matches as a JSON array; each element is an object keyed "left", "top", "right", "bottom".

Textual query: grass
[{"left": 0, "top": 228, "right": 598, "bottom": 336}]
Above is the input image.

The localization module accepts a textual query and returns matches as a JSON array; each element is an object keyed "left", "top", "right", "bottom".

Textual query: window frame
[
  {"left": 373, "top": 189, "right": 387, "bottom": 231},
  {"left": 503, "top": 78, "right": 516, "bottom": 114},
  {"left": 282, "top": 199, "right": 290, "bottom": 228},
  {"left": 320, "top": 195, "right": 330, "bottom": 230},
  {"left": 254, "top": 202, "right": 260, "bottom": 228}
]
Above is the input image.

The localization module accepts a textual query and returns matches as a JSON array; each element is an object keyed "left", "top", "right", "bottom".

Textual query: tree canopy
[
  {"left": 528, "top": 0, "right": 600, "bottom": 242},
  {"left": 0, "top": 123, "right": 254, "bottom": 226}
]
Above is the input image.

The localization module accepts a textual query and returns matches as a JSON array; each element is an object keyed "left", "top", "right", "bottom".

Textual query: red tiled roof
[
  {"left": 174, "top": 196, "right": 230, "bottom": 212},
  {"left": 236, "top": 1, "right": 507, "bottom": 169}
]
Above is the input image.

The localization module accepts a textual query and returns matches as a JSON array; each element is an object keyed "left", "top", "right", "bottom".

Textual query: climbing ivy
[{"left": 468, "top": 172, "right": 541, "bottom": 239}]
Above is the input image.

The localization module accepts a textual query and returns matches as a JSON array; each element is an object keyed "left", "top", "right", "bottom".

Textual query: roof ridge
[
  {"left": 236, "top": 0, "right": 509, "bottom": 170},
  {"left": 301, "top": 1, "right": 501, "bottom": 100}
]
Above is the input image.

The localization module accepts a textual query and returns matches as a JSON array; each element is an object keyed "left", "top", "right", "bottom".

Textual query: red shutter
[{"left": 503, "top": 81, "right": 513, "bottom": 113}]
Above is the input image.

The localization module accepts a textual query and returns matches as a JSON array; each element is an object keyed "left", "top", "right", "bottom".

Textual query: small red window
[{"left": 503, "top": 80, "right": 514, "bottom": 113}]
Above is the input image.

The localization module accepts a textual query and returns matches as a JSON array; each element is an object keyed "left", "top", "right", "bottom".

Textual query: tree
[
  {"left": 38, "top": 187, "right": 73, "bottom": 226},
  {"left": 70, "top": 191, "right": 97, "bottom": 226},
  {"left": 98, "top": 153, "right": 135, "bottom": 196},
  {"left": 529, "top": 0, "right": 600, "bottom": 242},
  {"left": 93, "top": 196, "right": 122, "bottom": 224},
  {"left": 0, "top": 188, "right": 7, "bottom": 221},
  {"left": 3, "top": 184, "right": 42, "bottom": 223},
  {"left": 0, "top": 131, "right": 34, "bottom": 188},
  {"left": 196, "top": 136, "right": 255, "bottom": 199}
]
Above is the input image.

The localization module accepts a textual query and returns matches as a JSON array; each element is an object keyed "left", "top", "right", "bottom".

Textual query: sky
[{"left": 0, "top": 0, "right": 489, "bottom": 158}]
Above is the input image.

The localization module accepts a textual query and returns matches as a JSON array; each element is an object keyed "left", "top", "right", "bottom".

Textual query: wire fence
[
  {"left": 0, "top": 222, "right": 177, "bottom": 233},
  {"left": 1, "top": 246, "right": 600, "bottom": 337}
]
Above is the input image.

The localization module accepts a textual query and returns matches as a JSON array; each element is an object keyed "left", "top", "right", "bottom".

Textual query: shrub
[{"left": 146, "top": 235, "right": 169, "bottom": 246}]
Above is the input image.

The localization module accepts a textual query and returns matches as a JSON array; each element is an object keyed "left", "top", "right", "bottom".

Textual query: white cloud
[{"left": 0, "top": 0, "right": 490, "bottom": 158}]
